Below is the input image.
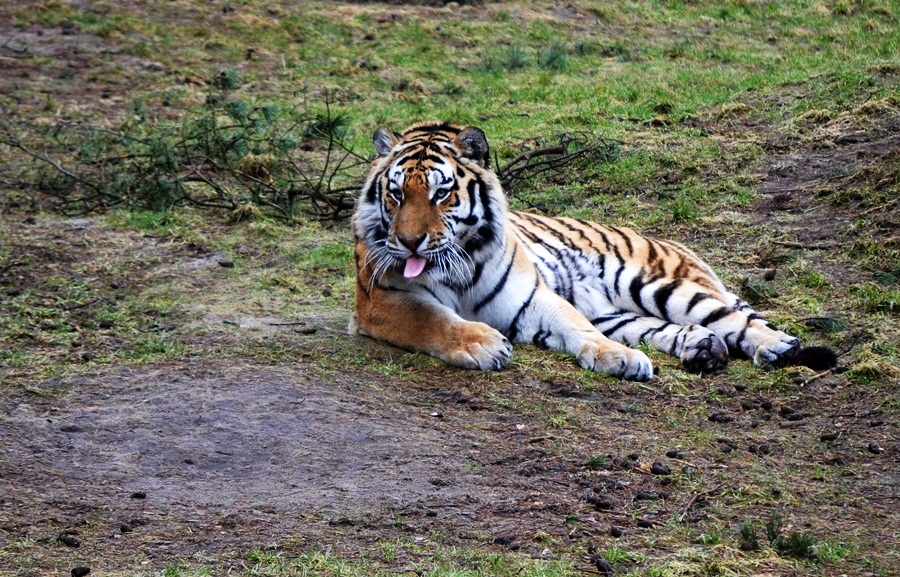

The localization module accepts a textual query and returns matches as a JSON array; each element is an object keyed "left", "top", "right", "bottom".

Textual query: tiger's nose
[{"left": 398, "top": 234, "right": 426, "bottom": 253}]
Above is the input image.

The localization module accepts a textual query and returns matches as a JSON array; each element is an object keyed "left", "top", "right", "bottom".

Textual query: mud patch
[{"left": 4, "top": 366, "right": 479, "bottom": 514}]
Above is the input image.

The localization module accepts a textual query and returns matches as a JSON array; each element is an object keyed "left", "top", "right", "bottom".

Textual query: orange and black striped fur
[{"left": 350, "top": 122, "right": 833, "bottom": 381}]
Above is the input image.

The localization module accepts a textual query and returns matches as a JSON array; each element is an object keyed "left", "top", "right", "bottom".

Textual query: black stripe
[
  {"left": 600, "top": 314, "right": 641, "bottom": 338},
  {"left": 613, "top": 263, "right": 627, "bottom": 295},
  {"left": 590, "top": 313, "right": 622, "bottom": 325},
  {"left": 365, "top": 179, "right": 380, "bottom": 203},
  {"left": 653, "top": 279, "right": 681, "bottom": 322},
  {"left": 629, "top": 274, "right": 654, "bottom": 316},
  {"left": 464, "top": 224, "right": 496, "bottom": 254},
  {"left": 670, "top": 329, "right": 683, "bottom": 355},
  {"left": 700, "top": 307, "right": 732, "bottom": 327},
  {"left": 685, "top": 292, "right": 710, "bottom": 314},
  {"left": 639, "top": 326, "right": 663, "bottom": 345},
  {"left": 507, "top": 275, "right": 539, "bottom": 341},
  {"left": 610, "top": 226, "right": 634, "bottom": 256},
  {"left": 578, "top": 219, "right": 615, "bottom": 251},
  {"left": 474, "top": 245, "right": 517, "bottom": 313}
]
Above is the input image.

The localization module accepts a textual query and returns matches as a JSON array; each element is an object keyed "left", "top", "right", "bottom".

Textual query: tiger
[{"left": 349, "top": 121, "right": 835, "bottom": 381}]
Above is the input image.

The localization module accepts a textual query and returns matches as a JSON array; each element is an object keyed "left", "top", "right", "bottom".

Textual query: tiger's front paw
[
  {"left": 681, "top": 326, "right": 729, "bottom": 374},
  {"left": 441, "top": 321, "right": 512, "bottom": 371},
  {"left": 577, "top": 339, "right": 653, "bottom": 382},
  {"left": 753, "top": 333, "right": 800, "bottom": 370}
]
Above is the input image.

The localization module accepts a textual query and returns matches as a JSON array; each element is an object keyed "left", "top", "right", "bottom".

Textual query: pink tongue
[{"left": 403, "top": 256, "right": 427, "bottom": 278}]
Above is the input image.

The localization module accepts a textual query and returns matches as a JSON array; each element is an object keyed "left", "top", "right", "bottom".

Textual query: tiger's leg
[
  {"left": 352, "top": 256, "right": 512, "bottom": 371},
  {"left": 590, "top": 311, "right": 729, "bottom": 373},
  {"left": 507, "top": 285, "right": 654, "bottom": 381},
  {"left": 645, "top": 280, "right": 800, "bottom": 369}
]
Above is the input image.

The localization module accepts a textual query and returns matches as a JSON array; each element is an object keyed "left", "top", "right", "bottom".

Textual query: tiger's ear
[
  {"left": 373, "top": 128, "right": 400, "bottom": 157},
  {"left": 455, "top": 126, "right": 490, "bottom": 168}
]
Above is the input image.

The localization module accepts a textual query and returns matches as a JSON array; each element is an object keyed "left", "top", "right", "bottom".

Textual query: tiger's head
[{"left": 352, "top": 122, "right": 508, "bottom": 286}]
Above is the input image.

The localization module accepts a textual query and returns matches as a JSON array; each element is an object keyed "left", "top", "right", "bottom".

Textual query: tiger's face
[{"left": 353, "top": 122, "right": 507, "bottom": 285}]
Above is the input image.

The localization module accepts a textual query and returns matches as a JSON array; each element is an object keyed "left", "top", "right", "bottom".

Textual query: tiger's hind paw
[
  {"left": 681, "top": 329, "right": 729, "bottom": 374},
  {"left": 753, "top": 335, "right": 801, "bottom": 370},
  {"left": 577, "top": 341, "right": 653, "bottom": 382}
]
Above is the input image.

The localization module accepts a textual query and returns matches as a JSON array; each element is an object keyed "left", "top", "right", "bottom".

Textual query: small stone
[
  {"left": 708, "top": 412, "right": 734, "bottom": 423},
  {"left": 57, "top": 534, "right": 80, "bottom": 548},
  {"left": 585, "top": 496, "right": 613, "bottom": 511},
  {"left": 634, "top": 490, "right": 660, "bottom": 501},
  {"left": 592, "top": 556, "right": 615, "bottom": 576}
]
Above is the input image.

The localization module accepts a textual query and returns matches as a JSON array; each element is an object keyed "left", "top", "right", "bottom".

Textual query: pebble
[
  {"left": 57, "top": 534, "right": 80, "bottom": 548},
  {"left": 585, "top": 496, "right": 613, "bottom": 511},
  {"left": 592, "top": 556, "right": 615, "bottom": 576},
  {"left": 708, "top": 412, "right": 734, "bottom": 423}
]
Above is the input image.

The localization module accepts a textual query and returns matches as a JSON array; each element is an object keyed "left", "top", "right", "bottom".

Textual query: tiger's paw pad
[
  {"left": 754, "top": 335, "right": 801, "bottom": 370},
  {"left": 577, "top": 342, "right": 653, "bottom": 382},
  {"left": 444, "top": 323, "right": 512, "bottom": 371},
  {"left": 681, "top": 330, "right": 729, "bottom": 374}
]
